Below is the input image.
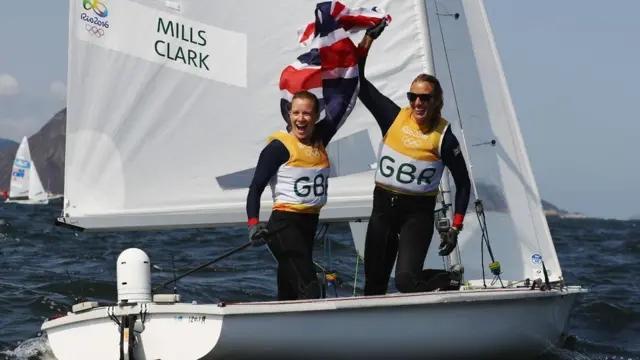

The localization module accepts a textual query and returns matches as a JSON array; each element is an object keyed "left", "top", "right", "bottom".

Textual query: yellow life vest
[
  {"left": 268, "top": 130, "right": 331, "bottom": 214},
  {"left": 374, "top": 107, "right": 448, "bottom": 196}
]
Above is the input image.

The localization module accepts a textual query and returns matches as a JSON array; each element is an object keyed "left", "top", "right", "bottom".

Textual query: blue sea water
[{"left": 0, "top": 202, "right": 638, "bottom": 359}]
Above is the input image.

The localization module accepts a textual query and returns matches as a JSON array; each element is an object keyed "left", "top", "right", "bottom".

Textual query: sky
[{"left": 0, "top": 0, "right": 637, "bottom": 220}]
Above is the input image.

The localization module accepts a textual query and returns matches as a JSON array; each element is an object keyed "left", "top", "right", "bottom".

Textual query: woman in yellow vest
[
  {"left": 245, "top": 91, "right": 337, "bottom": 301},
  {"left": 357, "top": 21, "right": 472, "bottom": 295}
]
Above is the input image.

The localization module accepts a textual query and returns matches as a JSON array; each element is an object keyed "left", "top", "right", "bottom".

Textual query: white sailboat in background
[
  {"left": 43, "top": 0, "right": 586, "bottom": 359},
  {"left": 4, "top": 136, "right": 49, "bottom": 205}
]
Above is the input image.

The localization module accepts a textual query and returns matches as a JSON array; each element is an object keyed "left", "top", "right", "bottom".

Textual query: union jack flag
[{"left": 279, "top": 1, "right": 391, "bottom": 128}]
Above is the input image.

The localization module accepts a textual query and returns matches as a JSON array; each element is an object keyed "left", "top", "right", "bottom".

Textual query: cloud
[
  {"left": 0, "top": 93, "right": 64, "bottom": 142},
  {"left": 0, "top": 76, "right": 65, "bottom": 141},
  {"left": 50, "top": 81, "right": 66, "bottom": 101},
  {"left": 0, "top": 74, "right": 19, "bottom": 96}
]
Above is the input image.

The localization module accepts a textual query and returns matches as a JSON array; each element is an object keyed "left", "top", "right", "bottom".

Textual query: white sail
[
  {"left": 426, "top": 0, "right": 562, "bottom": 283},
  {"left": 9, "top": 136, "right": 32, "bottom": 199},
  {"left": 29, "top": 162, "right": 49, "bottom": 202},
  {"left": 60, "top": 0, "right": 432, "bottom": 231}
]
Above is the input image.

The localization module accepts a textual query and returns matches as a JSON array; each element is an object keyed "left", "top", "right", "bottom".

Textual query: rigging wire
[
  {"left": 433, "top": 1, "right": 478, "bottom": 199},
  {"left": 433, "top": 1, "right": 503, "bottom": 288}
]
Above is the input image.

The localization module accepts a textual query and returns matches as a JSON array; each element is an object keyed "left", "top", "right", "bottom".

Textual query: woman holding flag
[
  {"left": 357, "top": 20, "right": 472, "bottom": 296},
  {"left": 244, "top": 1, "right": 390, "bottom": 301}
]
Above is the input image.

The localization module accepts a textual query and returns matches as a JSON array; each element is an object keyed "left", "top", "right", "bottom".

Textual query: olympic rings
[
  {"left": 402, "top": 135, "right": 421, "bottom": 148},
  {"left": 85, "top": 24, "right": 105, "bottom": 37}
]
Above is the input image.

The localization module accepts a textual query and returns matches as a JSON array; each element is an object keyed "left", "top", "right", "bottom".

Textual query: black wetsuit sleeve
[
  {"left": 246, "top": 140, "right": 289, "bottom": 222},
  {"left": 357, "top": 50, "right": 401, "bottom": 136},
  {"left": 440, "top": 126, "right": 471, "bottom": 219},
  {"left": 315, "top": 116, "right": 341, "bottom": 147}
]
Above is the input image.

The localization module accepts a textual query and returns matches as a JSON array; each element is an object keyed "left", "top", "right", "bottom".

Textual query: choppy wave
[{"left": 0, "top": 204, "right": 638, "bottom": 359}]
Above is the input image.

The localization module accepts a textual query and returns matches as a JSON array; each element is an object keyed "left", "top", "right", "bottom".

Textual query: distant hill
[
  {"left": 0, "top": 107, "right": 581, "bottom": 217},
  {"left": 541, "top": 199, "right": 585, "bottom": 218},
  {"left": 0, "top": 138, "right": 18, "bottom": 152},
  {"left": 541, "top": 199, "right": 561, "bottom": 213},
  {"left": 0, "top": 108, "right": 66, "bottom": 193}
]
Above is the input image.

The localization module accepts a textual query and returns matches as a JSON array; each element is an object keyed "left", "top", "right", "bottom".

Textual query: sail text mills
[{"left": 154, "top": 17, "right": 210, "bottom": 71}]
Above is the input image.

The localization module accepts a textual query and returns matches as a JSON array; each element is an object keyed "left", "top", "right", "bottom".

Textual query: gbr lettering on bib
[
  {"left": 271, "top": 166, "right": 330, "bottom": 208},
  {"left": 374, "top": 145, "right": 444, "bottom": 194}
]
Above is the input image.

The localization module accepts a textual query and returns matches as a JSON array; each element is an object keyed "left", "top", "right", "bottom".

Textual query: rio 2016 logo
[
  {"left": 83, "top": 0, "right": 108, "bottom": 17},
  {"left": 81, "top": 0, "right": 110, "bottom": 30}
]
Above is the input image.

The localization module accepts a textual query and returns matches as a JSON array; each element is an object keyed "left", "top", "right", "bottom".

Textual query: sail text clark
[{"left": 154, "top": 17, "right": 210, "bottom": 71}]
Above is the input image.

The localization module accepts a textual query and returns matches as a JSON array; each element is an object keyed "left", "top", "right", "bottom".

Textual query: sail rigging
[{"left": 420, "top": 0, "right": 563, "bottom": 284}]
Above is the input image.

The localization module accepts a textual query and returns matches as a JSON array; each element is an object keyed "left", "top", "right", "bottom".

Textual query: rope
[{"left": 475, "top": 200, "right": 504, "bottom": 288}]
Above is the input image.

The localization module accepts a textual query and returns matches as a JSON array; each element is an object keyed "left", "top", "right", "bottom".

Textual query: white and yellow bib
[
  {"left": 268, "top": 130, "right": 331, "bottom": 214},
  {"left": 374, "top": 107, "right": 448, "bottom": 196}
]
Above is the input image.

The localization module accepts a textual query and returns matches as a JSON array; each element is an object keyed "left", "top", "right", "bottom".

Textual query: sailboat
[
  {"left": 43, "top": 0, "right": 586, "bottom": 359},
  {"left": 4, "top": 136, "right": 49, "bottom": 205}
]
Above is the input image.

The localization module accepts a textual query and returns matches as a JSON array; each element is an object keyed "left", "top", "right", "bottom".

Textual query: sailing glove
[
  {"left": 248, "top": 223, "right": 268, "bottom": 247},
  {"left": 438, "top": 227, "right": 459, "bottom": 256},
  {"left": 366, "top": 19, "right": 387, "bottom": 40}
]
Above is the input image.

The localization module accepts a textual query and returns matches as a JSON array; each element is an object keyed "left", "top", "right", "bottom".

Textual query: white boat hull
[{"left": 42, "top": 286, "right": 586, "bottom": 360}]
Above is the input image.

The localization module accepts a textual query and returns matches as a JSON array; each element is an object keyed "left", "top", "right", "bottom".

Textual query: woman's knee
[{"left": 394, "top": 271, "right": 419, "bottom": 293}]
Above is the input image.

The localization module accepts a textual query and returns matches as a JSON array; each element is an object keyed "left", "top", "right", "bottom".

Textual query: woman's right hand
[{"left": 248, "top": 223, "right": 268, "bottom": 246}]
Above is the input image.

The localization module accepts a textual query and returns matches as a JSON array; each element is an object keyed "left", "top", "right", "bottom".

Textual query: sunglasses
[{"left": 407, "top": 92, "right": 433, "bottom": 102}]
